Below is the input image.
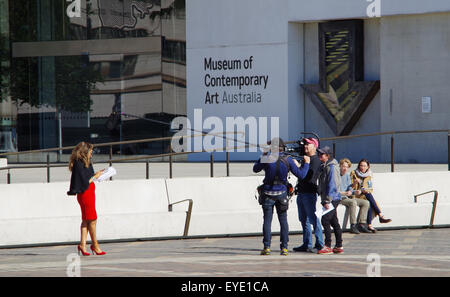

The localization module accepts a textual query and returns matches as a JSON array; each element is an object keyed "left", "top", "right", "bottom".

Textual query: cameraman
[
  {"left": 293, "top": 137, "right": 324, "bottom": 253},
  {"left": 253, "top": 137, "right": 310, "bottom": 256}
]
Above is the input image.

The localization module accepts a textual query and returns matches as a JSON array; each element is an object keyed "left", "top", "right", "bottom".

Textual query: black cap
[
  {"left": 268, "top": 137, "right": 285, "bottom": 149},
  {"left": 317, "top": 145, "right": 333, "bottom": 155}
]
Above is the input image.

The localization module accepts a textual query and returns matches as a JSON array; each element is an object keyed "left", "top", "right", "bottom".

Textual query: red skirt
[{"left": 77, "top": 182, "right": 97, "bottom": 221}]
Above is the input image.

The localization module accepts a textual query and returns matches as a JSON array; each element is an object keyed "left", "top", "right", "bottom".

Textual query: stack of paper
[
  {"left": 95, "top": 167, "right": 117, "bottom": 182},
  {"left": 315, "top": 203, "right": 335, "bottom": 219}
]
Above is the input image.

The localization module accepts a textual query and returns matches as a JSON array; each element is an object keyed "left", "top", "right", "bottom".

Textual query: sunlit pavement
[{"left": 0, "top": 228, "right": 449, "bottom": 277}]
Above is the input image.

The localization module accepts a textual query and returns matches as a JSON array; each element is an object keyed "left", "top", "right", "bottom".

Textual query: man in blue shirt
[{"left": 253, "top": 138, "right": 310, "bottom": 256}]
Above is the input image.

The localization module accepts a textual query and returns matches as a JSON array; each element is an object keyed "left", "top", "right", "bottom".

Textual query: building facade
[
  {"left": 0, "top": 0, "right": 186, "bottom": 159},
  {"left": 187, "top": 0, "right": 450, "bottom": 163},
  {"left": 1, "top": 0, "right": 449, "bottom": 164}
]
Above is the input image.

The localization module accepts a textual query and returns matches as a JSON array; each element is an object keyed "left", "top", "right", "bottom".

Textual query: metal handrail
[
  {"left": 286, "top": 128, "right": 449, "bottom": 173},
  {"left": 414, "top": 190, "right": 439, "bottom": 228},
  {"left": 0, "top": 128, "right": 448, "bottom": 184},
  {"left": 168, "top": 199, "right": 193, "bottom": 237},
  {"left": 0, "top": 144, "right": 252, "bottom": 183},
  {"left": 0, "top": 131, "right": 245, "bottom": 157}
]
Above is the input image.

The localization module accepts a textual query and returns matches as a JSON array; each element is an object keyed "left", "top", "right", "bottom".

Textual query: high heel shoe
[
  {"left": 90, "top": 244, "right": 106, "bottom": 256},
  {"left": 77, "top": 245, "right": 90, "bottom": 256}
]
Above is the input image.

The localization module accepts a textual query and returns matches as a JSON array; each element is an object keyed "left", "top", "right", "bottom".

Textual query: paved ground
[{"left": 0, "top": 228, "right": 449, "bottom": 277}]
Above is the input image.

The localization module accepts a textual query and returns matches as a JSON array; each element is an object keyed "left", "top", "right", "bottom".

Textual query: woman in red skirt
[{"left": 67, "top": 142, "right": 106, "bottom": 256}]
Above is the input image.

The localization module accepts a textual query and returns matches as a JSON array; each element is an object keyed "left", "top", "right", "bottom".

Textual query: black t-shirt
[
  {"left": 67, "top": 159, "right": 95, "bottom": 195},
  {"left": 296, "top": 154, "right": 322, "bottom": 194}
]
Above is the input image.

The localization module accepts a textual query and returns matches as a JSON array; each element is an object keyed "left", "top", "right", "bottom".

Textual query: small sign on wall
[{"left": 421, "top": 96, "right": 432, "bottom": 113}]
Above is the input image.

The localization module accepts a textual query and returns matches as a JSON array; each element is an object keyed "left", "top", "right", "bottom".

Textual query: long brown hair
[
  {"left": 357, "top": 158, "right": 371, "bottom": 171},
  {"left": 68, "top": 142, "right": 94, "bottom": 171}
]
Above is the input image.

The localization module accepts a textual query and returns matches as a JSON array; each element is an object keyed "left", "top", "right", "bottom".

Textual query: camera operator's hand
[
  {"left": 354, "top": 190, "right": 362, "bottom": 196},
  {"left": 303, "top": 155, "right": 310, "bottom": 164}
]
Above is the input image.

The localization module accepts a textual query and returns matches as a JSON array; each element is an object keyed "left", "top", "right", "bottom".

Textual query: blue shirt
[
  {"left": 340, "top": 172, "right": 353, "bottom": 193},
  {"left": 253, "top": 153, "right": 310, "bottom": 192}
]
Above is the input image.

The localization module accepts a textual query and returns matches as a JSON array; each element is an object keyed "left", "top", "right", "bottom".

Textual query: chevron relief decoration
[{"left": 302, "top": 20, "right": 380, "bottom": 136}]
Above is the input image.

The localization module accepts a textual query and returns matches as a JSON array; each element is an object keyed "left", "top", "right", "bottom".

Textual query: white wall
[
  {"left": 187, "top": 1, "right": 450, "bottom": 163},
  {"left": 1, "top": 171, "right": 449, "bottom": 247},
  {"left": 187, "top": 0, "right": 292, "bottom": 161},
  {"left": 0, "top": 179, "right": 187, "bottom": 247},
  {"left": 379, "top": 13, "right": 450, "bottom": 163},
  {"left": 287, "top": 0, "right": 450, "bottom": 22}
]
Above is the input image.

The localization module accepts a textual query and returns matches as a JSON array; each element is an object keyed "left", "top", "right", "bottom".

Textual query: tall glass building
[{"left": 0, "top": 0, "right": 186, "bottom": 160}]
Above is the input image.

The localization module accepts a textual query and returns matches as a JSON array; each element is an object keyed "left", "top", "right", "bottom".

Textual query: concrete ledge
[
  {"left": 0, "top": 158, "right": 7, "bottom": 168},
  {"left": 0, "top": 171, "right": 449, "bottom": 247}
]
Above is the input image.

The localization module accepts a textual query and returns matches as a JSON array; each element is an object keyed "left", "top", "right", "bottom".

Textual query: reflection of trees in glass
[
  {"left": 10, "top": 55, "right": 103, "bottom": 113},
  {"left": 0, "top": 33, "right": 9, "bottom": 102},
  {"left": 9, "top": 0, "right": 81, "bottom": 42},
  {"left": 54, "top": 56, "right": 103, "bottom": 112},
  {"left": 8, "top": 0, "right": 37, "bottom": 42},
  {"left": 161, "top": 0, "right": 185, "bottom": 19}
]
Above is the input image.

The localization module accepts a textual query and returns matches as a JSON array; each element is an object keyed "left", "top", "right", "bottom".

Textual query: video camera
[{"left": 284, "top": 132, "right": 320, "bottom": 160}]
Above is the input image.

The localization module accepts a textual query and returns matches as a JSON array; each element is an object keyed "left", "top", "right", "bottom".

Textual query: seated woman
[
  {"left": 339, "top": 158, "right": 370, "bottom": 234},
  {"left": 350, "top": 159, "right": 392, "bottom": 233}
]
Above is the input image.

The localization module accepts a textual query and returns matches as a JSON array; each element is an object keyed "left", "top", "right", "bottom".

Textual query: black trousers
[{"left": 321, "top": 200, "right": 343, "bottom": 248}]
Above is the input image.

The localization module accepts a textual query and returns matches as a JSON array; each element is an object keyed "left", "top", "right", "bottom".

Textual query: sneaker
[
  {"left": 333, "top": 246, "right": 344, "bottom": 254},
  {"left": 280, "top": 248, "right": 288, "bottom": 256},
  {"left": 293, "top": 245, "right": 310, "bottom": 252},
  {"left": 260, "top": 247, "right": 271, "bottom": 255},
  {"left": 350, "top": 224, "right": 360, "bottom": 234},
  {"left": 317, "top": 246, "right": 333, "bottom": 255},
  {"left": 357, "top": 223, "right": 371, "bottom": 233}
]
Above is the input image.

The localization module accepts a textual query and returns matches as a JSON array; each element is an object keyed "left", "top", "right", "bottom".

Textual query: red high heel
[
  {"left": 90, "top": 244, "right": 106, "bottom": 256},
  {"left": 77, "top": 245, "right": 90, "bottom": 256}
]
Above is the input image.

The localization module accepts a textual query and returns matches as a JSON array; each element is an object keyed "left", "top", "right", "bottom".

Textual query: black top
[
  {"left": 67, "top": 159, "right": 95, "bottom": 195},
  {"left": 296, "top": 154, "right": 322, "bottom": 194}
]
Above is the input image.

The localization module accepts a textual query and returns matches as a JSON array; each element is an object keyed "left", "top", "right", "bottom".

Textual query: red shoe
[
  {"left": 90, "top": 245, "right": 106, "bottom": 256},
  {"left": 333, "top": 246, "right": 344, "bottom": 254},
  {"left": 77, "top": 245, "right": 90, "bottom": 256},
  {"left": 317, "top": 246, "right": 333, "bottom": 255}
]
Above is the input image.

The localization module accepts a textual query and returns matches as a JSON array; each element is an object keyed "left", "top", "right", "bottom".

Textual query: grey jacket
[{"left": 318, "top": 158, "right": 341, "bottom": 205}]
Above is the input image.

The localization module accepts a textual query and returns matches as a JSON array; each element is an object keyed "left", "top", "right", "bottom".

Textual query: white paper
[
  {"left": 95, "top": 167, "right": 117, "bottom": 182},
  {"left": 315, "top": 203, "right": 335, "bottom": 219}
]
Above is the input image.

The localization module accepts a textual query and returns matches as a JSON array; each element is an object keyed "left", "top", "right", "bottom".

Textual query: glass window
[
  {"left": 9, "top": 0, "right": 162, "bottom": 42},
  {"left": 2, "top": 0, "right": 185, "bottom": 160}
]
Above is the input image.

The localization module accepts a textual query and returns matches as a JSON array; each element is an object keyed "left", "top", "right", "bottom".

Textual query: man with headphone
[{"left": 253, "top": 137, "right": 310, "bottom": 256}]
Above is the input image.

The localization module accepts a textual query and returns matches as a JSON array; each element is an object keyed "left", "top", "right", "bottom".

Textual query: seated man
[{"left": 338, "top": 158, "right": 371, "bottom": 234}]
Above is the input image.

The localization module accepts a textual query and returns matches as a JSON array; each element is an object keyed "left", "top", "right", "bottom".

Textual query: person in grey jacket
[{"left": 317, "top": 146, "right": 343, "bottom": 254}]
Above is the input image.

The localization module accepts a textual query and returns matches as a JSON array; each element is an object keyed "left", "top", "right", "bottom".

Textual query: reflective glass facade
[{"left": 0, "top": 0, "right": 186, "bottom": 159}]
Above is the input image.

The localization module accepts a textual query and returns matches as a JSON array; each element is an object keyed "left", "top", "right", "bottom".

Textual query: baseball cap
[
  {"left": 304, "top": 137, "right": 319, "bottom": 148},
  {"left": 317, "top": 146, "right": 333, "bottom": 155}
]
